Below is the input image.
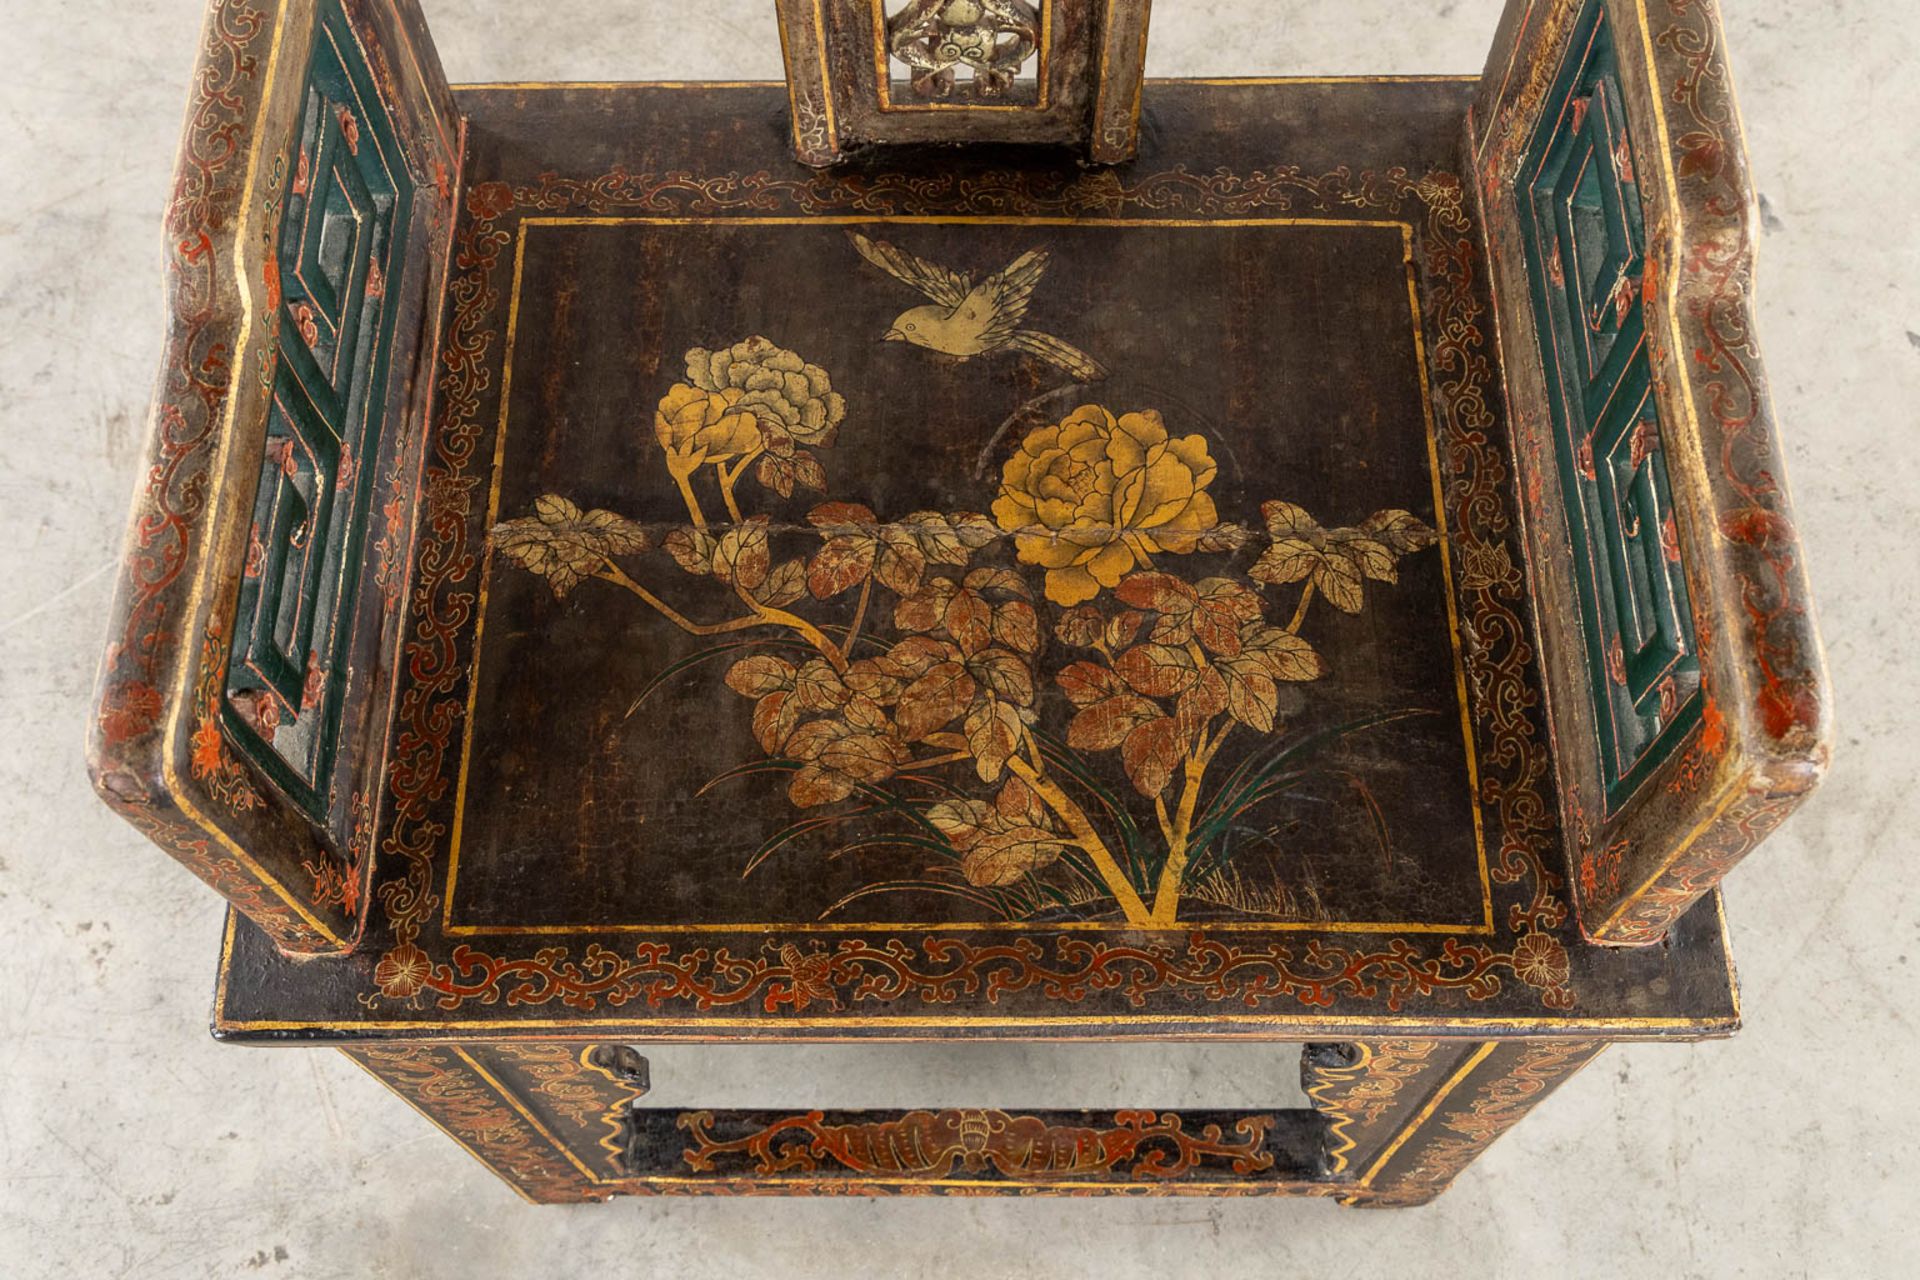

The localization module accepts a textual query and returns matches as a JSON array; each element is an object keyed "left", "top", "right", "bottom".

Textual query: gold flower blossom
[
  {"left": 991, "top": 405, "right": 1219, "bottom": 606},
  {"left": 653, "top": 383, "right": 762, "bottom": 474}
]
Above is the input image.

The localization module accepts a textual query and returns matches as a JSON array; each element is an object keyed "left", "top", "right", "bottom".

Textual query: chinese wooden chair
[{"left": 90, "top": 0, "right": 1829, "bottom": 1205}]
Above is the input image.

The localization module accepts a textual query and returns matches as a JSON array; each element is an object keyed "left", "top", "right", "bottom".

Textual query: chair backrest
[
  {"left": 88, "top": 0, "right": 457, "bottom": 954},
  {"left": 1470, "top": 0, "right": 1830, "bottom": 944}
]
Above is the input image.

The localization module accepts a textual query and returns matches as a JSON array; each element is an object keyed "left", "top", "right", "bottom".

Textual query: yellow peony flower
[
  {"left": 653, "top": 382, "right": 762, "bottom": 473},
  {"left": 991, "top": 405, "right": 1219, "bottom": 607}
]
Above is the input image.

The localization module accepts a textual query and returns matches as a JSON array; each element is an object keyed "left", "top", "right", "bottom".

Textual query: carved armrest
[
  {"left": 87, "top": 0, "right": 457, "bottom": 955},
  {"left": 1471, "top": 0, "right": 1831, "bottom": 943}
]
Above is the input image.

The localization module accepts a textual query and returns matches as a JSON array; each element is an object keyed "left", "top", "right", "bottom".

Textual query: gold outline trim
[
  {"left": 440, "top": 213, "right": 1493, "bottom": 939},
  {"left": 436, "top": 223, "right": 529, "bottom": 929},
  {"left": 810, "top": 0, "right": 840, "bottom": 147}
]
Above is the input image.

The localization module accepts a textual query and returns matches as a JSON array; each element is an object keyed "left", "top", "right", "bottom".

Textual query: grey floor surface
[{"left": 3, "top": 1, "right": 1915, "bottom": 1276}]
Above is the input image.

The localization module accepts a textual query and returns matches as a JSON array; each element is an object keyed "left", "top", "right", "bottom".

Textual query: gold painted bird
[{"left": 850, "top": 231, "right": 1108, "bottom": 383}]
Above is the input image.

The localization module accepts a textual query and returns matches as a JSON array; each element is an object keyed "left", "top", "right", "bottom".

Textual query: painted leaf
[
  {"left": 1056, "top": 660, "right": 1127, "bottom": 707},
  {"left": 495, "top": 494, "right": 650, "bottom": 597},
  {"left": 751, "top": 690, "right": 802, "bottom": 753},
  {"left": 793, "top": 658, "right": 850, "bottom": 712},
  {"left": 1362, "top": 508, "right": 1437, "bottom": 554},
  {"left": 1147, "top": 607, "right": 1194, "bottom": 646},
  {"left": 1314, "top": 549, "right": 1365, "bottom": 613},
  {"left": 762, "top": 421, "right": 797, "bottom": 457},
  {"left": 790, "top": 449, "right": 828, "bottom": 493},
  {"left": 881, "top": 635, "right": 958, "bottom": 679},
  {"left": 1121, "top": 716, "right": 1183, "bottom": 799},
  {"left": 1218, "top": 660, "right": 1279, "bottom": 733},
  {"left": 948, "top": 511, "right": 1000, "bottom": 550},
  {"left": 944, "top": 588, "right": 993, "bottom": 655},
  {"left": 725, "top": 654, "right": 797, "bottom": 698},
  {"left": 1105, "top": 609, "right": 1149, "bottom": 651},
  {"left": 757, "top": 558, "right": 808, "bottom": 607},
  {"left": 783, "top": 718, "right": 844, "bottom": 762},
  {"left": 1066, "top": 693, "right": 1161, "bottom": 752},
  {"left": 839, "top": 694, "right": 892, "bottom": 734},
  {"left": 1191, "top": 578, "right": 1263, "bottom": 656},
  {"left": 806, "top": 501, "right": 877, "bottom": 530},
  {"left": 785, "top": 717, "right": 907, "bottom": 802},
  {"left": 901, "top": 511, "right": 973, "bottom": 566},
  {"left": 788, "top": 763, "right": 857, "bottom": 808},
  {"left": 1116, "top": 643, "right": 1198, "bottom": 699},
  {"left": 807, "top": 533, "right": 876, "bottom": 599},
  {"left": 1197, "top": 522, "right": 1252, "bottom": 553},
  {"left": 1251, "top": 536, "right": 1322, "bottom": 585},
  {"left": 575, "top": 506, "right": 651, "bottom": 555},
  {"left": 1333, "top": 532, "right": 1398, "bottom": 583},
  {"left": 1261, "top": 500, "right": 1317, "bottom": 537},
  {"left": 964, "top": 567, "right": 1030, "bottom": 598},
  {"left": 995, "top": 776, "right": 1049, "bottom": 828},
  {"left": 1115, "top": 571, "right": 1199, "bottom": 616},
  {"left": 493, "top": 519, "right": 595, "bottom": 598},
  {"left": 534, "top": 494, "right": 583, "bottom": 526},
  {"left": 967, "top": 648, "right": 1034, "bottom": 706},
  {"left": 755, "top": 451, "right": 799, "bottom": 498},
  {"left": 818, "top": 731, "right": 909, "bottom": 783},
  {"left": 1238, "top": 623, "right": 1327, "bottom": 682},
  {"left": 664, "top": 526, "right": 718, "bottom": 576},
  {"left": 1176, "top": 667, "right": 1229, "bottom": 738},
  {"left": 894, "top": 662, "right": 976, "bottom": 741},
  {"left": 926, "top": 798, "right": 994, "bottom": 848},
  {"left": 964, "top": 696, "right": 1024, "bottom": 783},
  {"left": 991, "top": 600, "right": 1040, "bottom": 654},
  {"left": 873, "top": 528, "right": 928, "bottom": 595},
  {"left": 713, "top": 517, "right": 771, "bottom": 590},
  {"left": 961, "top": 825, "right": 1066, "bottom": 887},
  {"left": 844, "top": 657, "right": 907, "bottom": 704},
  {"left": 894, "top": 579, "right": 956, "bottom": 632}
]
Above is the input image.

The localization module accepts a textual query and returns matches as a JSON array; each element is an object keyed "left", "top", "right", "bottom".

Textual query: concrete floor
[{"left": 2, "top": 1, "right": 1915, "bottom": 1275}]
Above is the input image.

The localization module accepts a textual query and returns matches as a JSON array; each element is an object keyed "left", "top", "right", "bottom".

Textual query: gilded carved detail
[{"left": 886, "top": 0, "right": 1042, "bottom": 100}]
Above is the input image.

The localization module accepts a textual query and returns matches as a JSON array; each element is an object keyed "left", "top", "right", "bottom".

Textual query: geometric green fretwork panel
[
  {"left": 224, "top": 0, "right": 415, "bottom": 820},
  {"left": 1518, "top": 0, "right": 1702, "bottom": 813}
]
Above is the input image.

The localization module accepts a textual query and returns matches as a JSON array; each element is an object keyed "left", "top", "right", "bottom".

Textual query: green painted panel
[
  {"left": 1517, "top": 0, "right": 1701, "bottom": 812},
  {"left": 224, "top": 0, "right": 416, "bottom": 820}
]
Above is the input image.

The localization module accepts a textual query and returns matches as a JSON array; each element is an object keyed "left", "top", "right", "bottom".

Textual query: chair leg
[
  {"left": 340, "top": 1043, "right": 650, "bottom": 1204},
  {"left": 1305, "top": 1039, "right": 1607, "bottom": 1207}
]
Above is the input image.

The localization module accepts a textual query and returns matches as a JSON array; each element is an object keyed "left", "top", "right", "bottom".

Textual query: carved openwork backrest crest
[
  {"left": 887, "top": 0, "right": 1043, "bottom": 101},
  {"left": 775, "top": 0, "right": 1151, "bottom": 166}
]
